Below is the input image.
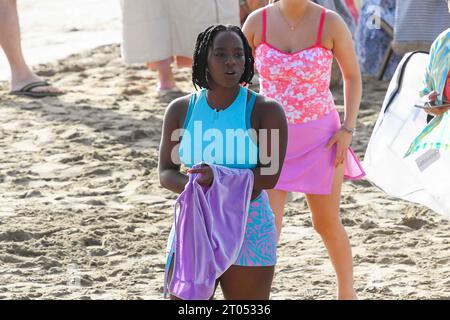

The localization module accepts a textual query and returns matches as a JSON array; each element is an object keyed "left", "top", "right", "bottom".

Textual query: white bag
[{"left": 363, "top": 51, "right": 450, "bottom": 218}]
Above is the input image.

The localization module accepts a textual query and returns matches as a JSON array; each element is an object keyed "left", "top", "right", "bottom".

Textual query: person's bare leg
[
  {"left": 175, "top": 56, "right": 192, "bottom": 69},
  {"left": 220, "top": 265, "right": 274, "bottom": 300},
  {"left": 146, "top": 57, "right": 176, "bottom": 91},
  {"left": 0, "top": 0, "right": 61, "bottom": 93},
  {"left": 305, "top": 164, "right": 357, "bottom": 300},
  {"left": 267, "top": 189, "right": 288, "bottom": 242}
]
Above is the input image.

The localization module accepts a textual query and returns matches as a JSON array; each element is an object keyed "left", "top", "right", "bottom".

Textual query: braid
[
  {"left": 192, "top": 25, "right": 225, "bottom": 89},
  {"left": 192, "top": 25, "right": 255, "bottom": 90}
]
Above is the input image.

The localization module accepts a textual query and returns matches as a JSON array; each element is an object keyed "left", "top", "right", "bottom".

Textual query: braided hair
[{"left": 192, "top": 24, "right": 254, "bottom": 90}]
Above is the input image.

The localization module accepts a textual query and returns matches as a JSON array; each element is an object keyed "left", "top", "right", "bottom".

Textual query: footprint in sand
[
  {"left": 0, "top": 254, "right": 25, "bottom": 264},
  {"left": 0, "top": 230, "right": 34, "bottom": 242},
  {"left": 18, "top": 190, "right": 43, "bottom": 199},
  {"left": 360, "top": 220, "right": 379, "bottom": 230},
  {"left": 83, "top": 168, "right": 111, "bottom": 177},
  {"left": 400, "top": 217, "right": 428, "bottom": 230},
  {"left": 60, "top": 64, "right": 86, "bottom": 73},
  {"left": 122, "top": 87, "right": 146, "bottom": 96},
  {"left": 81, "top": 236, "right": 102, "bottom": 247},
  {"left": 6, "top": 245, "right": 44, "bottom": 258}
]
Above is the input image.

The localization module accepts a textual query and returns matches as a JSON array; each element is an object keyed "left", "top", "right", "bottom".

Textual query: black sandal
[{"left": 10, "top": 81, "right": 64, "bottom": 98}]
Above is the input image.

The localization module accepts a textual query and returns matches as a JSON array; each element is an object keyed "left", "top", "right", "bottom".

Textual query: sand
[{"left": 1, "top": 44, "right": 450, "bottom": 300}]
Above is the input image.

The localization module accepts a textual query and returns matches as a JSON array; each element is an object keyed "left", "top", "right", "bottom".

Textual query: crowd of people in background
[{"left": 2, "top": 0, "right": 449, "bottom": 95}]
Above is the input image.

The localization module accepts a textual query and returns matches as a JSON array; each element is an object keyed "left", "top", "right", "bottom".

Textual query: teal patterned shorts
[{"left": 233, "top": 190, "right": 277, "bottom": 267}]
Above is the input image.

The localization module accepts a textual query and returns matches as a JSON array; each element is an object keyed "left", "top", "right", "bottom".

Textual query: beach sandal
[{"left": 9, "top": 81, "right": 64, "bottom": 98}]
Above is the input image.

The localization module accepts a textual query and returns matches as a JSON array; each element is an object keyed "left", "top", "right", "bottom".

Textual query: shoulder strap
[
  {"left": 182, "top": 92, "right": 198, "bottom": 130},
  {"left": 245, "top": 90, "right": 257, "bottom": 131},
  {"left": 383, "top": 51, "right": 429, "bottom": 115},
  {"left": 262, "top": 8, "right": 267, "bottom": 43},
  {"left": 316, "top": 8, "right": 326, "bottom": 46}
]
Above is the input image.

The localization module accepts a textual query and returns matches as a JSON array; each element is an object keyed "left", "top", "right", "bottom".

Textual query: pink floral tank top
[{"left": 255, "top": 7, "right": 335, "bottom": 125}]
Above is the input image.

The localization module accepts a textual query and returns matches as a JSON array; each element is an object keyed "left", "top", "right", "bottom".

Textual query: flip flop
[{"left": 9, "top": 81, "right": 64, "bottom": 98}]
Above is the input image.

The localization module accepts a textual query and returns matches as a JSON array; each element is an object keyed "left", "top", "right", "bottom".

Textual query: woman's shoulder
[
  {"left": 321, "top": 7, "right": 346, "bottom": 29},
  {"left": 164, "top": 92, "right": 199, "bottom": 123},
  {"left": 251, "top": 90, "right": 285, "bottom": 118},
  {"left": 166, "top": 93, "right": 192, "bottom": 110},
  {"left": 244, "top": 5, "right": 267, "bottom": 31},
  {"left": 319, "top": 7, "right": 351, "bottom": 42}
]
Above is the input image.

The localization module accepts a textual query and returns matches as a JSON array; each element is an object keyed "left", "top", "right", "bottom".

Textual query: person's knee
[{"left": 312, "top": 217, "right": 343, "bottom": 237}]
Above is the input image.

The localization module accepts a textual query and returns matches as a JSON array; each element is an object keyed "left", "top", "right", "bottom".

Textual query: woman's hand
[
  {"left": 424, "top": 105, "right": 450, "bottom": 116},
  {"left": 326, "top": 129, "right": 353, "bottom": 167},
  {"left": 425, "top": 91, "right": 439, "bottom": 103},
  {"left": 423, "top": 91, "right": 450, "bottom": 116},
  {"left": 188, "top": 164, "right": 214, "bottom": 187}
]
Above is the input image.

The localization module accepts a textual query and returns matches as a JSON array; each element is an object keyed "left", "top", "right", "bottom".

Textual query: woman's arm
[
  {"left": 252, "top": 97, "right": 288, "bottom": 190},
  {"left": 325, "top": 12, "right": 362, "bottom": 166},
  {"left": 158, "top": 97, "right": 190, "bottom": 194},
  {"left": 329, "top": 11, "right": 362, "bottom": 130},
  {"left": 242, "top": 8, "right": 262, "bottom": 54}
]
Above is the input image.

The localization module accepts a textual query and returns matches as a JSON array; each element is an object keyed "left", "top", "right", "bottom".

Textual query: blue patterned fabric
[
  {"left": 355, "top": 0, "right": 401, "bottom": 79},
  {"left": 405, "top": 29, "right": 450, "bottom": 157},
  {"left": 234, "top": 191, "right": 277, "bottom": 266}
]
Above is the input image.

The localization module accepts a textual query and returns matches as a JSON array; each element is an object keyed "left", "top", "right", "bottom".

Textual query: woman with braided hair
[{"left": 159, "top": 24, "right": 287, "bottom": 299}]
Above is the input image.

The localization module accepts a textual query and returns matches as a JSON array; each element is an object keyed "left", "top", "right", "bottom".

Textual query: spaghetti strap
[
  {"left": 316, "top": 8, "right": 326, "bottom": 46},
  {"left": 262, "top": 8, "right": 267, "bottom": 43}
]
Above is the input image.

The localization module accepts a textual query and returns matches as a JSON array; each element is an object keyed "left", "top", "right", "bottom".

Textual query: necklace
[{"left": 277, "top": 3, "right": 303, "bottom": 31}]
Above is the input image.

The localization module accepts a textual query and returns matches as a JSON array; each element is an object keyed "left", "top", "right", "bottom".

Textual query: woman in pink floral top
[{"left": 244, "top": 0, "right": 365, "bottom": 299}]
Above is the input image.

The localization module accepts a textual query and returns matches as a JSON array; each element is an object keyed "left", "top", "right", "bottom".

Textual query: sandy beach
[{"left": 1, "top": 41, "right": 450, "bottom": 299}]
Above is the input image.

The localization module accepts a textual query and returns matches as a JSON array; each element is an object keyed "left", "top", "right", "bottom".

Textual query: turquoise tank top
[{"left": 179, "top": 86, "right": 258, "bottom": 169}]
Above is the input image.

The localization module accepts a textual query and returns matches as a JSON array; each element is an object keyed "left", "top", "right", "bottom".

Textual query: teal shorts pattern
[{"left": 233, "top": 190, "right": 277, "bottom": 266}]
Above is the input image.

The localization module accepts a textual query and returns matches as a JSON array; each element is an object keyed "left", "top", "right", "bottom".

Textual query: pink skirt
[{"left": 275, "top": 109, "right": 365, "bottom": 195}]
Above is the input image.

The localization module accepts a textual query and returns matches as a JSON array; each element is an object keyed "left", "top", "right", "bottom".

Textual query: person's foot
[
  {"left": 156, "top": 84, "right": 181, "bottom": 95},
  {"left": 11, "top": 73, "right": 63, "bottom": 95}
]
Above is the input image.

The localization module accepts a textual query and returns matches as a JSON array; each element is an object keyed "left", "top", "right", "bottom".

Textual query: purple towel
[{"left": 166, "top": 163, "right": 254, "bottom": 300}]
